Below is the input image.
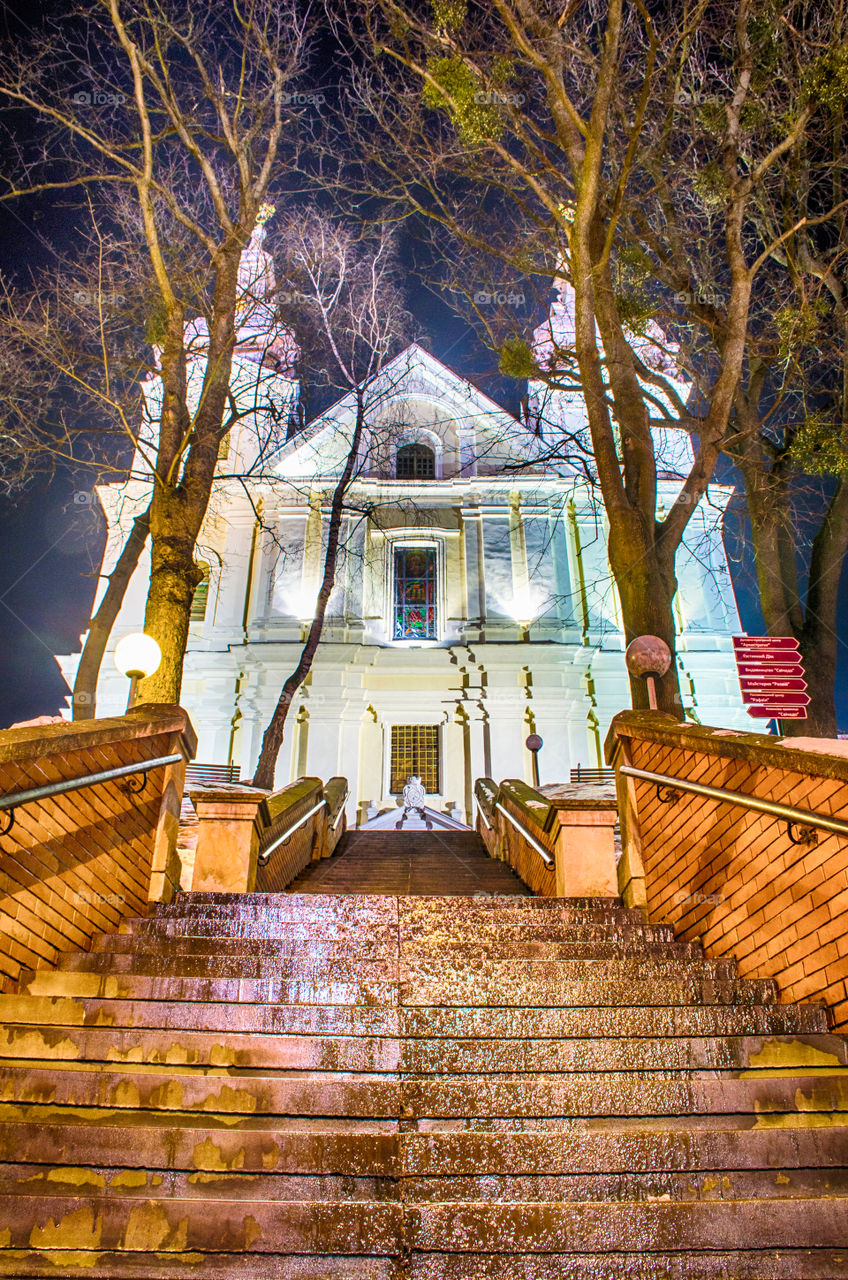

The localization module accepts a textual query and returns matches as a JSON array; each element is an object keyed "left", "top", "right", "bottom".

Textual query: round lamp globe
[{"left": 114, "top": 633, "right": 162, "bottom": 680}]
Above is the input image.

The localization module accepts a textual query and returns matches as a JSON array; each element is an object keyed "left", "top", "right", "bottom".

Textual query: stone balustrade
[
  {"left": 474, "top": 776, "right": 618, "bottom": 898},
  {"left": 189, "top": 774, "right": 348, "bottom": 894},
  {"left": 607, "top": 710, "right": 848, "bottom": 1032},
  {"left": 0, "top": 704, "right": 196, "bottom": 991}
]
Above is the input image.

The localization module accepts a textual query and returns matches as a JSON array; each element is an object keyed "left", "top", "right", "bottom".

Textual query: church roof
[{"left": 269, "top": 341, "right": 550, "bottom": 479}]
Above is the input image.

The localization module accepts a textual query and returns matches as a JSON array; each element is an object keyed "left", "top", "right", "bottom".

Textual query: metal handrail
[
  {"left": 0, "top": 753, "right": 184, "bottom": 818},
  {"left": 619, "top": 764, "right": 848, "bottom": 840},
  {"left": 475, "top": 797, "right": 493, "bottom": 830},
  {"left": 494, "top": 800, "right": 555, "bottom": 869},
  {"left": 258, "top": 799, "right": 327, "bottom": 865},
  {"left": 330, "top": 789, "right": 349, "bottom": 832}
]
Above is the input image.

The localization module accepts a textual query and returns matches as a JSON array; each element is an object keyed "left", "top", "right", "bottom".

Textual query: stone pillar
[
  {"left": 550, "top": 802, "right": 618, "bottom": 898},
  {"left": 189, "top": 785, "right": 268, "bottom": 893}
]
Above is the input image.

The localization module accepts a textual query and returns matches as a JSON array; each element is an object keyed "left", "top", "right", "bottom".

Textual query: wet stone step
[
  {"left": 3, "top": 1064, "right": 847, "bottom": 1119},
  {"left": 0, "top": 1253, "right": 404, "bottom": 1279},
  {"left": 1, "top": 1025, "right": 844, "bottom": 1075},
  {"left": 407, "top": 1250, "right": 848, "bottom": 1280},
  {"left": 0, "top": 995, "right": 824, "bottom": 1038},
  {"left": 15, "top": 970, "right": 401, "bottom": 1005},
  {"left": 2, "top": 1162, "right": 846, "bottom": 1206},
  {"left": 402, "top": 1197, "right": 848, "bottom": 1252},
  {"left": 0, "top": 1248, "right": 841, "bottom": 1280},
  {"left": 0, "top": 996, "right": 402, "bottom": 1035},
  {"left": 0, "top": 1164, "right": 399, "bottom": 1202},
  {"left": 0, "top": 1119, "right": 400, "bottom": 1174},
  {"left": 55, "top": 953, "right": 739, "bottom": 982},
  {"left": 3, "top": 1117, "right": 845, "bottom": 1176},
  {"left": 13, "top": 966, "right": 780, "bottom": 1009},
  {"left": 0, "top": 1194, "right": 403, "bottom": 1254},
  {"left": 92, "top": 935, "right": 701, "bottom": 961}
]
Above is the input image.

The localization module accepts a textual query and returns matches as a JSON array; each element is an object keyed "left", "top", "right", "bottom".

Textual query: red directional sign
[
  {"left": 732, "top": 635, "right": 808, "bottom": 721},
  {"left": 733, "top": 636, "right": 800, "bottom": 650},
  {"left": 746, "top": 706, "right": 808, "bottom": 720}
]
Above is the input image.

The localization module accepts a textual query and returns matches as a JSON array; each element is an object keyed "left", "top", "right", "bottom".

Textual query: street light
[
  {"left": 114, "top": 633, "right": 161, "bottom": 711},
  {"left": 625, "top": 635, "right": 672, "bottom": 709},
  {"left": 525, "top": 733, "right": 543, "bottom": 788}
]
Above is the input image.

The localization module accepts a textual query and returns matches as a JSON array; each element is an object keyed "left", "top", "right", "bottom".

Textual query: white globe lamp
[{"left": 114, "top": 633, "right": 162, "bottom": 710}]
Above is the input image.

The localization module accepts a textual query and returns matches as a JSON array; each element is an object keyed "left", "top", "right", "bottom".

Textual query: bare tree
[
  {"left": 334, "top": 0, "right": 845, "bottom": 715},
  {"left": 251, "top": 213, "right": 413, "bottom": 787},
  {"left": 0, "top": 0, "right": 311, "bottom": 704}
]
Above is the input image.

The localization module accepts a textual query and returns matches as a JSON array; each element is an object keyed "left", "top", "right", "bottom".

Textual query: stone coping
[
  {"left": 605, "top": 709, "right": 848, "bottom": 784},
  {"left": 0, "top": 704, "right": 197, "bottom": 768},
  {"left": 499, "top": 778, "right": 618, "bottom": 836}
]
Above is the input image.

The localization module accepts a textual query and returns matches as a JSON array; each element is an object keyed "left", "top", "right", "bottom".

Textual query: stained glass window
[
  {"left": 396, "top": 443, "right": 436, "bottom": 479},
  {"left": 390, "top": 725, "right": 440, "bottom": 793},
  {"left": 393, "top": 546, "right": 437, "bottom": 640}
]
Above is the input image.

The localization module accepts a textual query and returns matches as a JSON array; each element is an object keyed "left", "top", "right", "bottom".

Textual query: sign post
[{"left": 732, "top": 636, "right": 808, "bottom": 730}]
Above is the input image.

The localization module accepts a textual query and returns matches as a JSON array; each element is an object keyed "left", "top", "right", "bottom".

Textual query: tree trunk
[
  {"left": 73, "top": 507, "right": 151, "bottom": 720},
  {"left": 741, "top": 450, "right": 848, "bottom": 738},
  {"left": 608, "top": 521, "right": 682, "bottom": 713},
  {"left": 785, "top": 477, "right": 848, "bottom": 738},
  {"left": 135, "top": 484, "right": 204, "bottom": 704}
]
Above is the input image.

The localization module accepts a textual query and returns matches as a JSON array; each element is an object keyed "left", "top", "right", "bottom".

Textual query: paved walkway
[{"left": 287, "top": 829, "right": 531, "bottom": 895}]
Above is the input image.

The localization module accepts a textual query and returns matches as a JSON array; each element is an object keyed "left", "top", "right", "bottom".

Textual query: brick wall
[
  {"left": 0, "top": 706, "right": 195, "bottom": 990},
  {"left": 607, "top": 712, "right": 848, "bottom": 1032}
]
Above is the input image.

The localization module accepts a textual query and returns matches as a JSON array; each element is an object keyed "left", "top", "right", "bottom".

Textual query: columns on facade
[{"left": 508, "top": 491, "right": 531, "bottom": 624}]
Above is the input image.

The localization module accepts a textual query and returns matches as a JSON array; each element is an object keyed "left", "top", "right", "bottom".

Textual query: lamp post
[
  {"left": 114, "top": 634, "right": 162, "bottom": 711},
  {"left": 525, "top": 733, "right": 543, "bottom": 788},
  {"left": 625, "top": 635, "right": 672, "bottom": 709}
]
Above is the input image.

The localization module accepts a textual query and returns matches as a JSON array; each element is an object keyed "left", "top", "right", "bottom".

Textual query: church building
[{"left": 57, "top": 219, "right": 749, "bottom": 827}]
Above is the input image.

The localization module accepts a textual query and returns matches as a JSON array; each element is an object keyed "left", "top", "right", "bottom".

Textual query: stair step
[
  {"left": 0, "top": 996, "right": 826, "bottom": 1037},
  {"left": 1, "top": 1064, "right": 846, "bottom": 1117},
  {"left": 0, "top": 1192, "right": 845, "bottom": 1254},
  {"left": 2, "top": 871, "right": 846, "bottom": 1274},
  {"left": 0, "top": 1025, "right": 843, "bottom": 1073},
  {"left": 0, "top": 1249, "right": 843, "bottom": 1280},
  {"left": 2, "top": 1116, "right": 845, "bottom": 1174},
  {"left": 14, "top": 966, "right": 779, "bottom": 1007}
]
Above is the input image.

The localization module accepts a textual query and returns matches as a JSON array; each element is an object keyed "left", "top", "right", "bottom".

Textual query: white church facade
[{"left": 57, "top": 222, "right": 749, "bottom": 827}]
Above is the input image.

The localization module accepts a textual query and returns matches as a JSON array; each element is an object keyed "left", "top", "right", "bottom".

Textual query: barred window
[
  {"left": 393, "top": 546, "right": 437, "bottom": 640},
  {"left": 396, "top": 443, "right": 435, "bottom": 479},
  {"left": 390, "top": 725, "right": 440, "bottom": 794}
]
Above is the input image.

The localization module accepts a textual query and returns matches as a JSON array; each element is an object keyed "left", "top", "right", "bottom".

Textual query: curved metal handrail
[
  {"left": 619, "top": 764, "right": 848, "bottom": 841},
  {"left": 494, "top": 800, "right": 555, "bottom": 869},
  {"left": 257, "top": 799, "right": 327, "bottom": 865},
  {"left": 0, "top": 753, "right": 185, "bottom": 835}
]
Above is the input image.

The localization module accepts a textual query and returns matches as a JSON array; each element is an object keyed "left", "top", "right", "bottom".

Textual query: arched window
[
  {"left": 190, "top": 562, "right": 210, "bottom": 621},
  {"left": 396, "top": 442, "right": 436, "bottom": 479}
]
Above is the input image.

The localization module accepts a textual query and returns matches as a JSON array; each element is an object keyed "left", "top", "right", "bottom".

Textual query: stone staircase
[{"left": 0, "top": 843, "right": 846, "bottom": 1274}]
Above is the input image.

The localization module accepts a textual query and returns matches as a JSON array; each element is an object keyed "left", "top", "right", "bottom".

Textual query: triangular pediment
[{"left": 270, "top": 343, "right": 550, "bottom": 481}]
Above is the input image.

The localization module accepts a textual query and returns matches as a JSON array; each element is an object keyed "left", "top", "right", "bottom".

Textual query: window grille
[
  {"left": 390, "top": 724, "right": 440, "bottom": 794},
  {"left": 396, "top": 443, "right": 436, "bottom": 479},
  {"left": 393, "top": 546, "right": 437, "bottom": 640}
]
